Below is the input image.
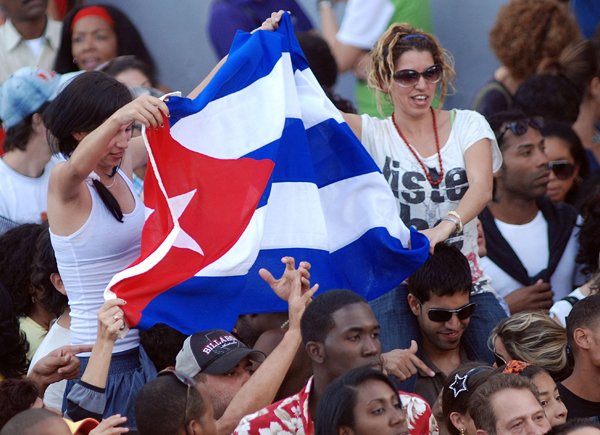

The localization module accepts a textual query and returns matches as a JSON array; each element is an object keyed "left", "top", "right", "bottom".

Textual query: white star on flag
[{"left": 145, "top": 189, "right": 204, "bottom": 255}]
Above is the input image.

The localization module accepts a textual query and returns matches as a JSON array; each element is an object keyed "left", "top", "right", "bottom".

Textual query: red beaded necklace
[{"left": 391, "top": 107, "right": 444, "bottom": 186}]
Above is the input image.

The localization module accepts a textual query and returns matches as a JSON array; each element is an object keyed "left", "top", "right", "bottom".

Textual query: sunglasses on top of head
[
  {"left": 497, "top": 117, "right": 545, "bottom": 142},
  {"left": 393, "top": 64, "right": 443, "bottom": 88},
  {"left": 158, "top": 369, "right": 195, "bottom": 427},
  {"left": 548, "top": 160, "right": 576, "bottom": 180},
  {"left": 416, "top": 298, "right": 477, "bottom": 323}
]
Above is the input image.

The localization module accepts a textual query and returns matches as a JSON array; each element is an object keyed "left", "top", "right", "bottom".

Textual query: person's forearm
[
  {"left": 188, "top": 55, "right": 228, "bottom": 100},
  {"left": 80, "top": 339, "right": 115, "bottom": 389},
  {"left": 319, "top": 2, "right": 339, "bottom": 52},
  {"left": 453, "top": 182, "right": 493, "bottom": 226},
  {"left": 216, "top": 328, "right": 302, "bottom": 435}
]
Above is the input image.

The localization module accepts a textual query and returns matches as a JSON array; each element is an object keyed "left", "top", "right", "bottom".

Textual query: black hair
[
  {"left": 139, "top": 323, "right": 188, "bottom": 372},
  {"left": 31, "top": 225, "right": 68, "bottom": 317},
  {"left": 2, "top": 102, "right": 50, "bottom": 153},
  {"left": 0, "top": 379, "right": 40, "bottom": 431},
  {"left": 53, "top": 5, "right": 156, "bottom": 76},
  {"left": 135, "top": 375, "right": 206, "bottom": 435},
  {"left": 315, "top": 367, "right": 401, "bottom": 435},
  {"left": 43, "top": 71, "right": 133, "bottom": 223},
  {"left": 541, "top": 120, "right": 590, "bottom": 206},
  {"left": 408, "top": 242, "right": 471, "bottom": 303},
  {"left": 102, "top": 56, "right": 157, "bottom": 88},
  {"left": 295, "top": 32, "right": 357, "bottom": 114},
  {"left": 546, "top": 419, "right": 600, "bottom": 435},
  {"left": 576, "top": 185, "right": 600, "bottom": 275},
  {"left": 512, "top": 74, "right": 581, "bottom": 125},
  {"left": 0, "top": 283, "right": 29, "bottom": 379},
  {"left": 486, "top": 109, "right": 529, "bottom": 147},
  {"left": 300, "top": 289, "right": 367, "bottom": 344},
  {"left": 566, "top": 293, "right": 600, "bottom": 353},
  {"left": 442, "top": 362, "right": 494, "bottom": 435},
  {"left": 0, "top": 223, "right": 44, "bottom": 317}
]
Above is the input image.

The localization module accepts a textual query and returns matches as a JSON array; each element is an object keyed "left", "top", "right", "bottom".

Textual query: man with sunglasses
[
  {"left": 479, "top": 110, "right": 582, "bottom": 314},
  {"left": 406, "top": 243, "right": 476, "bottom": 407}
]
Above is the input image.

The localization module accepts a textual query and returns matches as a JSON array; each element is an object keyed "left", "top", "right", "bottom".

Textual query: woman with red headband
[{"left": 53, "top": 5, "right": 155, "bottom": 75}]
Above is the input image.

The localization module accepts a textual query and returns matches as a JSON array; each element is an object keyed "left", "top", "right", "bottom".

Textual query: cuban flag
[{"left": 106, "top": 13, "right": 429, "bottom": 334}]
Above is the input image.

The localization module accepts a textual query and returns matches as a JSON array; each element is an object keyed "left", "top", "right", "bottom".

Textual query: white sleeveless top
[{"left": 50, "top": 169, "right": 143, "bottom": 354}]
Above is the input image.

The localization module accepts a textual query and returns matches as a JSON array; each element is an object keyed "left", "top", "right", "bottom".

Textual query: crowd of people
[{"left": 1, "top": 0, "right": 600, "bottom": 434}]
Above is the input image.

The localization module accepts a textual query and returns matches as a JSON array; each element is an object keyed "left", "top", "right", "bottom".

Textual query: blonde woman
[{"left": 490, "top": 311, "right": 570, "bottom": 381}]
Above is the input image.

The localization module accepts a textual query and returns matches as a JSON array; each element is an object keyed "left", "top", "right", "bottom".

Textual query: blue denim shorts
[{"left": 62, "top": 345, "right": 157, "bottom": 429}]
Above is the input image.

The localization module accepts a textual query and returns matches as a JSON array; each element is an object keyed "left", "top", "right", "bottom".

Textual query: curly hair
[
  {"left": 0, "top": 224, "right": 44, "bottom": 317},
  {"left": 31, "top": 226, "right": 68, "bottom": 318},
  {"left": 489, "top": 311, "right": 570, "bottom": 381},
  {"left": 0, "top": 379, "right": 39, "bottom": 430},
  {"left": 0, "top": 283, "right": 29, "bottom": 379},
  {"left": 489, "top": 0, "right": 580, "bottom": 81},
  {"left": 367, "top": 23, "right": 456, "bottom": 117}
]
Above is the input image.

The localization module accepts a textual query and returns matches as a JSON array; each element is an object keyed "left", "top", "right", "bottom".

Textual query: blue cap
[{"left": 0, "top": 67, "right": 82, "bottom": 129}]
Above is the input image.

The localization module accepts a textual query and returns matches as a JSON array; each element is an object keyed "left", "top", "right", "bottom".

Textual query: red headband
[{"left": 70, "top": 6, "right": 116, "bottom": 34}]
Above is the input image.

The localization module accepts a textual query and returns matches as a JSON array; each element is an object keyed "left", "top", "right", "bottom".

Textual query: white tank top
[{"left": 50, "top": 169, "right": 144, "bottom": 354}]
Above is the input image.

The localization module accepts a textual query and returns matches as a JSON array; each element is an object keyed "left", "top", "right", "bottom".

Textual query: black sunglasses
[
  {"left": 494, "top": 351, "right": 507, "bottom": 368},
  {"left": 393, "top": 64, "right": 443, "bottom": 87},
  {"left": 497, "top": 117, "right": 545, "bottom": 142},
  {"left": 158, "top": 369, "right": 195, "bottom": 426},
  {"left": 548, "top": 160, "right": 576, "bottom": 180},
  {"left": 416, "top": 299, "right": 477, "bottom": 323}
]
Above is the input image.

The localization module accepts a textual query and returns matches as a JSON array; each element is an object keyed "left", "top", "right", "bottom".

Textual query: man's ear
[
  {"left": 50, "top": 273, "right": 66, "bottom": 296},
  {"left": 305, "top": 341, "right": 325, "bottom": 364},
  {"left": 573, "top": 327, "right": 591, "bottom": 351},
  {"left": 31, "top": 113, "right": 46, "bottom": 134},
  {"left": 407, "top": 293, "right": 420, "bottom": 316},
  {"left": 187, "top": 418, "right": 202, "bottom": 435},
  {"left": 476, "top": 430, "right": 489, "bottom": 435}
]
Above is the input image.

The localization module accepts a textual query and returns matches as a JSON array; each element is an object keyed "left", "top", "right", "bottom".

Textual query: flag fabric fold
[{"left": 106, "top": 13, "right": 430, "bottom": 334}]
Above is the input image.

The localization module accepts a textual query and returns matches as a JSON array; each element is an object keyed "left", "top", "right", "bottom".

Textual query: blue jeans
[{"left": 369, "top": 284, "right": 507, "bottom": 392}]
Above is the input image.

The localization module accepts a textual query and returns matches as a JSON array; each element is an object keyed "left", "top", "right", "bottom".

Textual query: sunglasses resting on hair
[
  {"left": 497, "top": 117, "right": 545, "bottom": 142},
  {"left": 393, "top": 64, "right": 443, "bottom": 87}
]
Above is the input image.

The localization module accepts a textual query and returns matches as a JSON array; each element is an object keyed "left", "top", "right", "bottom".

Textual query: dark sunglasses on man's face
[
  {"left": 548, "top": 160, "right": 576, "bottom": 180},
  {"left": 393, "top": 64, "right": 443, "bottom": 87},
  {"left": 497, "top": 117, "right": 545, "bottom": 142},
  {"left": 416, "top": 299, "right": 477, "bottom": 323}
]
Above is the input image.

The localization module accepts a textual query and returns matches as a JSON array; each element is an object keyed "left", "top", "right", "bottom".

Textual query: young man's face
[
  {"left": 409, "top": 292, "right": 471, "bottom": 352},
  {"left": 322, "top": 302, "right": 382, "bottom": 379},
  {"left": 488, "top": 388, "right": 550, "bottom": 435},
  {"left": 497, "top": 127, "right": 550, "bottom": 200}
]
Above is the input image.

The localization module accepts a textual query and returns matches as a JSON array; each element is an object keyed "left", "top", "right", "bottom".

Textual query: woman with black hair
[
  {"left": 27, "top": 226, "right": 71, "bottom": 411},
  {"left": 53, "top": 5, "right": 155, "bottom": 75},
  {"left": 42, "top": 70, "right": 168, "bottom": 426},
  {"left": 540, "top": 120, "right": 590, "bottom": 206},
  {"left": 0, "top": 282, "right": 30, "bottom": 380},
  {"left": 315, "top": 367, "right": 408, "bottom": 435}
]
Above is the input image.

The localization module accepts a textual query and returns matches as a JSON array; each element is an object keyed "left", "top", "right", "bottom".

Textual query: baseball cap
[
  {"left": 175, "top": 329, "right": 266, "bottom": 377},
  {"left": 0, "top": 67, "right": 82, "bottom": 129},
  {"left": 63, "top": 418, "right": 99, "bottom": 434}
]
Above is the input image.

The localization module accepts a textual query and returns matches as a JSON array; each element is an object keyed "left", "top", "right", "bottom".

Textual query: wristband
[
  {"left": 318, "top": 0, "right": 333, "bottom": 8},
  {"left": 445, "top": 210, "right": 463, "bottom": 234}
]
